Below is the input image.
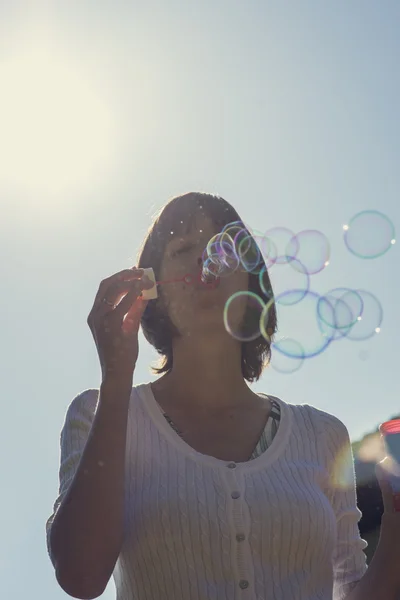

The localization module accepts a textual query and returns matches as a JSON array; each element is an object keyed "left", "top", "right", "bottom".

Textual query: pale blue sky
[{"left": 1, "top": 2, "right": 399, "bottom": 598}]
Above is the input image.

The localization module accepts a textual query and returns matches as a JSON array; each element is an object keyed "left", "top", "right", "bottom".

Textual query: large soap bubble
[
  {"left": 223, "top": 291, "right": 265, "bottom": 342},
  {"left": 286, "top": 230, "right": 331, "bottom": 275},
  {"left": 263, "top": 258, "right": 310, "bottom": 306},
  {"left": 344, "top": 290, "right": 383, "bottom": 341},
  {"left": 264, "top": 227, "right": 298, "bottom": 265},
  {"left": 317, "top": 288, "right": 364, "bottom": 340},
  {"left": 343, "top": 210, "right": 396, "bottom": 259},
  {"left": 261, "top": 291, "right": 335, "bottom": 359},
  {"left": 270, "top": 339, "right": 305, "bottom": 374}
]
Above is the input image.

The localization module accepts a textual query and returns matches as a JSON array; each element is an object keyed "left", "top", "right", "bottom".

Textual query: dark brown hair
[{"left": 137, "top": 192, "right": 277, "bottom": 382}]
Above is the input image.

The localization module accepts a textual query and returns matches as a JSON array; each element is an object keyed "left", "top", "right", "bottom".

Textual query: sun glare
[{"left": 0, "top": 38, "right": 118, "bottom": 198}]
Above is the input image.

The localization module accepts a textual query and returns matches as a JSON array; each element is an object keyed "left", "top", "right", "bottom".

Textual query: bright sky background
[{"left": 1, "top": 1, "right": 400, "bottom": 598}]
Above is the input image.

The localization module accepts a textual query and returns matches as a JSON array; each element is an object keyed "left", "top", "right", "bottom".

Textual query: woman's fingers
[
  {"left": 112, "top": 278, "right": 153, "bottom": 321},
  {"left": 122, "top": 296, "right": 149, "bottom": 335},
  {"left": 89, "top": 268, "right": 145, "bottom": 316}
]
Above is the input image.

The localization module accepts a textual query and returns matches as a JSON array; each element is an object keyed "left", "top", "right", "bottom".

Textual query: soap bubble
[
  {"left": 261, "top": 291, "right": 334, "bottom": 359},
  {"left": 343, "top": 210, "right": 395, "bottom": 259},
  {"left": 202, "top": 256, "right": 226, "bottom": 278},
  {"left": 202, "top": 232, "right": 239, "bottom": 278},
  {"left": 286, "top": 230, "right": 331, "bottom": 275},
  {"left": 264, "top": 227, "right": 298, "bottom": 265},
  {"left": 223, "top": 291, "right": 265, "bottom": 342},
  {"left": 263, "top": 258, "right": 310, "bottom": 306},
  {"left": 317, "top": 288, "right": 364, "bottom": 340},
  {"left": 344, "top": 290, "right": 383, "bottom": 341},
  {"left": 270, "top": 339, "right": 305, "bottom": 374},
  {"left": 237, "top": 233, "right": 264, "bottom": 274}
]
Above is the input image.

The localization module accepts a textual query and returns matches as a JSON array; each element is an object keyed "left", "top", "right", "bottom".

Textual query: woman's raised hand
[{"left": 87, "top": 267, "right": 154, "bottom": 381}]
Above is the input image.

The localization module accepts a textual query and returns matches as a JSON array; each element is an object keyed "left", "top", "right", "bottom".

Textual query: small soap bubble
[
  {"left": 206, "top": 232, "right": 239, "bottom": 275},
  {"left": 344, "top": 210, "right": 395, "bottom": 259},
  {"left": 223, "top": 291, "right": 265, "bottom": 342},
  {"left": 202, "top": 256, "right": 225, "bottom": 279}
]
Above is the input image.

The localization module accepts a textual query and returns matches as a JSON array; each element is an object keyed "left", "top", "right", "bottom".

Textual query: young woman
[{"left": 46, "top": 192, "right": 399, "bottom": 600}]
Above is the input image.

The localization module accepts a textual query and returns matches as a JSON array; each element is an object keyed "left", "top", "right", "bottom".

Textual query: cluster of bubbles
[{"left": 201, "top": 210, "right": 395, "bottom": 374}]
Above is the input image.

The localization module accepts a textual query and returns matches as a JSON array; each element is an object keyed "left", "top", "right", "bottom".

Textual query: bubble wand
[{"left": 141, "top": 268, "right": 219, "bottom": 300}]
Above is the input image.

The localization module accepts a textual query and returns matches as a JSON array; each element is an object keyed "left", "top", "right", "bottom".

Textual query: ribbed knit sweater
[{"left": 46, "top": 383, "right": 368, "bottom": 600}]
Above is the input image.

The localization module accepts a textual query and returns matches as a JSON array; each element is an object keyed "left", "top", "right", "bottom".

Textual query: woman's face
[{"left": 158, "top": 213, "right": 249, "bottom": 338}]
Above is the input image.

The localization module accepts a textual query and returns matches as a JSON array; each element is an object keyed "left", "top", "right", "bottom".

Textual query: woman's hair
[{"left": 137, "top": 192, "right": 277, "bottom": 382}]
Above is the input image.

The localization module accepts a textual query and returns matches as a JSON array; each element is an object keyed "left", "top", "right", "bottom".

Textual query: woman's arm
[
  {"left": 49, "top": 375, "right": 132, "bottom": 600},
  {"left": 344, "top": 512, "right": 400, "bottom": 600}
]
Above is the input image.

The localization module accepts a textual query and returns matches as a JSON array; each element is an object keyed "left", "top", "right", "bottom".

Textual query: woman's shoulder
[
  {"left": 64, "top": 388, "right": 100, "bottom": 422},
  {"left": 64, "top": 383, "right": 149, "bottom": 421},
  {"left": 265, "top": 394, "right": 348, "bottom": 438},
  {"left": 292, "top": 399, "right": 349, "bottom": 440}
]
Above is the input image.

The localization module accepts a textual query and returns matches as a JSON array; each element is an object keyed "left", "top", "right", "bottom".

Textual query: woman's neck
[{"left": 152, "top": 339, "right": 255, "bottom": 410}]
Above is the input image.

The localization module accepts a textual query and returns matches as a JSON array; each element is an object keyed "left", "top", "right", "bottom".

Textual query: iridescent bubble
[
  {"left": 221, "top": 220, "right": 247, "bottom": 239},
  {"left": 344, "top": 290, "right": 383, "bottom": 341},
  {"left": 270, "top": 339, "right": 305, "bottom": 374},
  {"left": 206, "top": 232, "right": 234, "bottom": 262},
  {"left": 202, "top": 255, "right": 226, "bottom": 278},
  {"left": 237, "top": 233, "right": 264, "bottom": 274},
  {"left": 251, "top": 230, "right": 277, "bottom": 269},
  {"left": 343, "top": 210, "right": 396, "bottom": 259},
  {"left": 317, "top": 288, "right": 364, "bottom": 340},
  {"left": 221, "top": 242, "right": 241, "bottom": 272},
  {"left": 264, "top": 227, "right": 298, "bottom": 265},
  {"left": 224, "top": 291, "right": 265, "bottom": 342},
  {"left": 202, "top": 231, "right": 239, "bottom": 278},
  {"left": 261, "top": 291, "right": 334, "bottom": 358},
  {"left": 262, "top": 258, "right": 310, "bottom": 306},
  {"left": 286, "top": 230, "right": 330, "bottom": 275}
]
